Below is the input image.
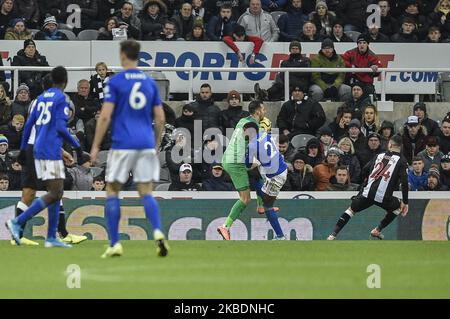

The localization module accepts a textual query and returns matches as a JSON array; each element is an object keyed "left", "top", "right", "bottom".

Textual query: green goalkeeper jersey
[{"left": 222, "top": 116, "right": 259, "bottom": 164}]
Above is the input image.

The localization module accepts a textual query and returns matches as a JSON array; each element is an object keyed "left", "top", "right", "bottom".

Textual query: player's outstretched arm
[
  {"left": 153, "top": 105, "right": 166, "bottom": 151},
  {"left": 91, "top": 102, "right": 114, "bottom": 163}
]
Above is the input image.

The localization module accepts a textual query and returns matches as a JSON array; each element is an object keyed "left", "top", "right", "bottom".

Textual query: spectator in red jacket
[
  {"left": 223, "top": 24, "right": 264, "bottom": 65},
  {"left": 342, "top": 34, "right": 381, "bottom": 96}
]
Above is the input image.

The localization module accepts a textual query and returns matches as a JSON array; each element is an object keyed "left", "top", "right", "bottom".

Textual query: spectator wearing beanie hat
[
  {"left": 220, "top": 90, "right": 249, "bottom": 133},
  {"left": 343, "top": 82, "right": 372, "bottom": 120},
  {"left": 345, "top": 118, "right": 366, "bottom": 154},
  {"left": 308, "top": 1, "right": 336, "bottom": 37},
  {"left": 277, "top": 0, "right": 309, "bottom": 42},
  {"left": 283, "top": 152, "right": 315, "bottom": 191},
  {"left": 419, "top": 164, "right": 447, "bottom": 191},
  {"left": 438, "top": 114, "right": 450, "bottom": 154},
  {"left": 413, "top": 102, "right": 439, "bottom": 136},
  {"left": 4, "top": 17, "right": 32, "bottom": 40},
  {"left": 34, "top": 15, "right": 68, "bottom": 41},
  {"left": 255, "top": 40, "right": 311, "bottom": 101},
  {"left": 67, "top": 152, "right": 95, "bottom": 191},
  {"left": 330, "top": 19, "right": 353, "bottom": 42},
  {"left": 11, "top": 83, "right": 30, "bottom": 118},
  {"left": 11, "top": 39, "right": 49, "bottom": 99},
  {"left": 440, "top": 153, "right": 450, "bottom": 189},
  {"left": 304, "top": 137, "right": 324, "bottom": 167},
  {"left": 342, "top": 33, "right": 381, "bottom": 96},
  {"left": 310, "top": 38, "right": 351, "bottom": 102}
]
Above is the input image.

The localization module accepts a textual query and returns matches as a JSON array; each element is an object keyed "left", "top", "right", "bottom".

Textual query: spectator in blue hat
[{"left": 4, "top": 17, "right": 32, "bottom": 40}]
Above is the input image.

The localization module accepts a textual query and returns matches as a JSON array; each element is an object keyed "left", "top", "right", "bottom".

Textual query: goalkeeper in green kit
[{"left": 218, "top": 100, "right": 269, "bottom": 240}]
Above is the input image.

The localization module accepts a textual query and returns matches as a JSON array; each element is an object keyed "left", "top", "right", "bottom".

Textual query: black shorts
[
  {"left": 20, "top": 145, "right": 44, "bottom": 190},
  {"left": 350, "top": 195, "right": 401, "bottom": 214}
]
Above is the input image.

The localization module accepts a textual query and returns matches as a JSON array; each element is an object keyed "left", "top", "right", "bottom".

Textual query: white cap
[
  {"left": 179, "top": 163, "right": 192, "bottom": 173},
  {"left": 407, "top": 115, "right": 419, "bottom": 125}
]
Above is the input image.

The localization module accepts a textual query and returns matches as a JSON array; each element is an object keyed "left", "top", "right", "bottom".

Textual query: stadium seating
[
  {"left": 77, "top": 29, "right": 99, "bottom": 41},
  {"left": 59, "top": 29, "right": 77, "bottom": 41},
  {"left": 344, "top": 31, "right": 361, "bottom": 42},
  {"left": 155, "top": 183, "right": 171, "bottom": 191},
  {"left": 270, "top": 11, "right": 286, "bottom": 24},
  {"left": 289, "top": 134, "right": 315, "bottom": 150}
]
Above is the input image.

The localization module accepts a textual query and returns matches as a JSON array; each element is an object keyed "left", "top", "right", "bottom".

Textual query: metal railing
[{"left": 1, "top": 66, "right": 449, "bottom": 102}]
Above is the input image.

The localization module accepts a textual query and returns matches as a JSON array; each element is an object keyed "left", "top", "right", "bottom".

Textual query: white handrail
[{"left": 1, "top": 66, "right": 447, "bottom": 101}]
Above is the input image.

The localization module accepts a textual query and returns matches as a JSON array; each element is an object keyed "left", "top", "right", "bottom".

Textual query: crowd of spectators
[
  {"left": 1, "top": 0, "right": 450, "bottom": 43},
  {"left": 0, "top": 1, "right": 450, "bottom": 192}
]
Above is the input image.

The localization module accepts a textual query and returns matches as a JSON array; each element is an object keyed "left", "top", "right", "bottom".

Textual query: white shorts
[
  {"left": 34, "top": 159, "right": 66, "bottom": 181},
  {"left": 262, "top": 169, "right": 288, "bottom": 197},
  {"left": 105, "top": 149, "right": 160, "bottom": 184}
]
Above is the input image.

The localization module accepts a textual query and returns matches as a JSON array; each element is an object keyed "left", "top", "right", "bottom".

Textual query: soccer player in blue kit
[
  {"left": 90, "top": 40, "right": 168, "bottom": 258},
  {"left": 6, "top": 66, "right": 83, "bottom": 248},
  {"left": 244, "top": 122, "right": 288, "bottom": 240}
]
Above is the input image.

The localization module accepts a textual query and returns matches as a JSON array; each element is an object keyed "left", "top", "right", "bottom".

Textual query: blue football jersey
[
  {"left": 104, "top": 69, "right": 162, "bottom": 150},
  {"left": 22, "top": 88, "right": 79, "bottom": 160},
  {"left": 246, "top": 133, "right": 288, "bottom": 178}
]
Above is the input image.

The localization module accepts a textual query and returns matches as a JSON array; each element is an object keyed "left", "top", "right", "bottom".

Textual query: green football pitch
[{"left": 1, "top": 240, "right": 449, "bottom": 299}]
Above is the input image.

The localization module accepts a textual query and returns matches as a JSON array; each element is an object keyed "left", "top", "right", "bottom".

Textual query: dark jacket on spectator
[
  {"left": 340, "top": 152, "right": 361, "bottom": 183},
  {"left": 390, "top": 31, "right": 419, "bottom": 42},
  {"left": 0, "top": 3, "right": 17, "bottom": 39},
  {"left": 328, "top": 121, "right": 347, "bottom": 141},
  {"left": 344, "top": 95, "right": 371, "bottom": 120},
  {"left": 115, "top": 11, "right": 141, "bottom": 40},
  {"left": 283, "top": 164, "right": 315, "bottom": 191},
  {"left": 174, "top": 113, "right": 195, "bottom": 138},
  {"left": 37, "top": 0, "right": 66, "bottom": 24},
  {"left": 362, "top": 31, "right": 391, "bottom": 43},
  {"left": 139, "top": 1, "right": 167, "bottom": 40},
  {"left": 163, "top": 103, "right": 176, "bottom": 126},
  {"left": 172, "top": 12, "right": 194, "bottom": 39},
  {"left": 402, "top": 125, "right": 428, "bottom": 164},
  {"left": 168, "top": 179, "right": 201, "bottom": 191},
  {"left": 97, "top": 0, "right": 125, "bottom": 23},
  {"left": 277, "top": 2, "right": 308, "bottom": 42},
  {"left": 275, "top": 53, "right": 311, "bottom": 92},
  {"left": 11, "top": 49, "right": 49, "bottom": 99},
  {"left": 34, "top": 29, "right": 69, "bottom": 40},
  {"left": 296, "top": 32, "right": 323, "bottom": 42},
  {"left": 420, "top": 116, "right": 439, "bottom": 136},
  {"left": 399, "top": 12, "right": 429, "bottom": 40},
  {"left": 189, "top": 97, "right": 221, "bottom": 132},
  {"left": 277, "top": 97, "right": 326, "bottom": 138},
  {"left": 205, "top": 0, "right": 247, "bottom": 22},
  {"left": 85, "top": 117, "right": 112, "bottom": 151},
  {"left": 345, "top": 132, "right": 367, "bottom": 154},
  {"left": 206, "top": 14, "right": 236, "bottom": 41},
  {"left": 61, "top": 0, "right": 99, "bottom": 30},
  {"left": 72, "top": 94, "right": 101, "bottom": 124},
  {"left": 337, "top": 0, "right": 369, "bottom": 31},
  {"left": 220, "top": 105, "right": 249, "bottom": 132},
  {"left": 11, "top": 99, "right": 29, "bottom": 118},
  {"left": 202, "top": 175, "right": 234, "bottom": 191},
  {"left": 440, "top": 168, "right": 450, "bottom": 189},
  {"left": 428, "top": 11, "right": 450, "bottom": 38},
  {"left": 330, "top": 32, "right": 353, "bottom": 42},
  {"left": 0, "top": 97, "right": 12, "bottom": 126},
  {"left": 0, "top": 123, "right": 22, "bottom": 150},
  {"left": 379, "top": 14, "right": 398, "bottom": 37},
  {"left": 438, "top": 130, "right": 450, "bottom": 154},
  {"left": 357, "top": 144, "right": 383, "bottom": 169}
]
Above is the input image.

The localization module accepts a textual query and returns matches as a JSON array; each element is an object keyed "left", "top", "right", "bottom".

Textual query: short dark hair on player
[
  {"left": 278, "top": 134, "right": 289, "bottom": 145},
  {"left": 42, "top": 73, "right": 53, "bottom": 91},
  {"left": 248, "top": 100, "right": 263, "bottom": 115},
  {"left": 389, "top": 134, "right": 403, "bottom": 148},
  {"left": 120, "top": 40, "right": 141, "bottom": 61},
  {"left": 51, "top": 66, "right": 67, "bottom": 86},
  {"left": 412, "top": 156, "right": 423, "bottom": 163}
]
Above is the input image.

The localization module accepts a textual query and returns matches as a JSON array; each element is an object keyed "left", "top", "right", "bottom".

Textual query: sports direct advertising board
[{"left": 1, "top": 40, "right": 449, "bottom": 94}]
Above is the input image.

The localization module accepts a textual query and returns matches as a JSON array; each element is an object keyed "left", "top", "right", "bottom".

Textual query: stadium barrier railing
[{"left": 2, "top": 66, "right": 450, "bottom": 105}]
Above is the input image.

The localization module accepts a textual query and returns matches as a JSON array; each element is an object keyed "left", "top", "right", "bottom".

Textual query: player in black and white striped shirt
[{"left": 328, "top": 134, "right": 409, "bottom": 240}]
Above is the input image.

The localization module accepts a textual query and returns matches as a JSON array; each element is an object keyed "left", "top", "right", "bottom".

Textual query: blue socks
[
  {"left": 106, "top": 196, "right": 121, "bottom": 247},
  {"left": 47, "top": 202, "right": 60, "bottom": 239},
  {"left": 265, "top": 205, "right": 284, "bottom": 238},
  {"left": 15, "top": 198, "right": 46, "bottom": 227},
  {"left": 143, "top": 195, "right": 161, "bottom": 232}
]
